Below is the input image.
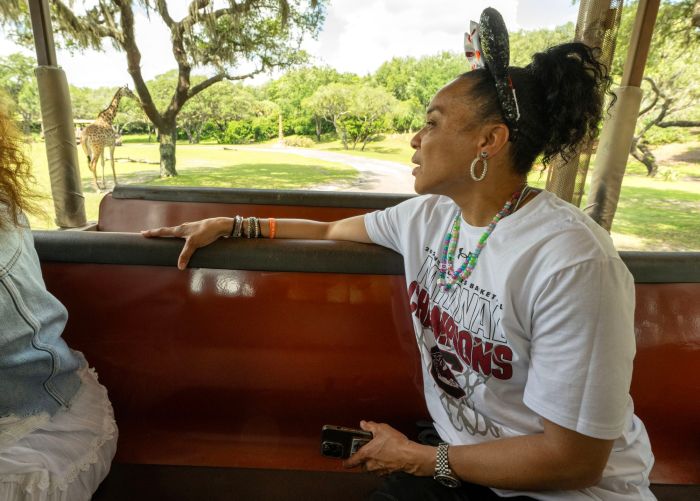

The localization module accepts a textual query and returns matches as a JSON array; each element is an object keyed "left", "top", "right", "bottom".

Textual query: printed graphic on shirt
[{"left": 407, "top": 247, "right": 513, "bottom": 439}]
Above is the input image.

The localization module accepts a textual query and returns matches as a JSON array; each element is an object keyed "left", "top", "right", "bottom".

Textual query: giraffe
[{"left": 81, "top": 86, "right": 137, "bottom": 191}]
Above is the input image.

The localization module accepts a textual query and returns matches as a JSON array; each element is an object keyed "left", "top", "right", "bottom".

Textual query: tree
[
  {"left": 344, "top": 85, "right": 396, "bottom": 150},
  {"left": 263, "top": 65, "right": 357, "bottom": 139},
  {"left": 391, "top": 98, "right": 423, "bottom": 133},
  {"left": 509, "top": 23, "right": 574, "bottom": 67},
  {"left": 0, "top": 53, "right": 40, "bottom": 133},
  {"left": 373, "top": 52, "right": 465, "bottom": 109},
  {"left": 615, "top": 0, "right": 700, "bottom": 175},
  {"left": 373, "top": 57, "right": 417, "bottom": 102},
  {"left": 303, "top": 83, "right": 354, "bottom": 148},
  {"left": 1, "top": 0, "right": 327, "bottom": 177}
]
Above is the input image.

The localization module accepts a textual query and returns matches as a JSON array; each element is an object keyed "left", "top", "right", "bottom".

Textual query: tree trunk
[
  {"left": 184, "top": 127, "right": 194, "bottom": 144},
  {"left": 630, "top": 138, "right": 658, "bottom": 176},
  {"left": 315, "top": 116, "right": 321, "bottom": 142},
  {"left": 159, "top": 127, "right": 178, "bottom": 177},
  {"left": 332, "top": 117, "right": 348, "bottom": 149},
  {"left": 278, "top": 113, "right": 284, "bottom": 143}
]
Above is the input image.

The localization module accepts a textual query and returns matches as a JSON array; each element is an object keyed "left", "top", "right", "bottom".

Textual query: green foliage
[
  {"left": 283, "top": 135, "right": 315, "bottom": 147},
  {"left": 509, "top": 23, "right": 575, "bottom": 67},
  {"left": 643, "top": 126, "right": 697, "bottom": 145},
  {"left": 343, "top": 86, "right": 397, "bottom": 150},
  {"left": 223, "top": 116, "right": 278, "bottom": 144},
  {"left": 263, "top": 65, "right": 358, "bottom": 136},
  {"left": 223, "top": 121, "right": 255, "bottom": 144},
  {"left": 617, "top": 1, "right": 700, "bottom": 133},
  {"left": 303, "top": 83, "right": 396, "bottom": 149},
  {"left": 391, "top": 99, "right": 423, "bottom": 133},
  {"left": 375, "top": 52, "right": 465, "bottom": 108},
  {"left": 0, "top": 52, "right": 40, "bottom": 132}
]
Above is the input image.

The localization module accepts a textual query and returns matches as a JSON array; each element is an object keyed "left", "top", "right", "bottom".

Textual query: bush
[
  {"left": 251, "top": 116, "right": 278, "bottom": 142},
  {"left": 283, "top": 135, "right": 315, "bottom": 148},
  {"left": 642, "top": 126, "right": 696, "bottom": 145},
  {"left": 222, "top": 120, "right": 254, "bottom": 144},
  {"left": 657, "top": 166, "right": 680, "bottom": 182}
]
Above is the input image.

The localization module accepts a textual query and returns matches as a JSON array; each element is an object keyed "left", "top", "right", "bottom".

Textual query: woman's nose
[{"left": 410, "top": 130, "right": 421, "bottom": 150}]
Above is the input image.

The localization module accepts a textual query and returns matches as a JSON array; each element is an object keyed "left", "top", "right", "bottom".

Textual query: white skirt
[{"left": 0, "top": 366, "right": 118, "bottom": 501}]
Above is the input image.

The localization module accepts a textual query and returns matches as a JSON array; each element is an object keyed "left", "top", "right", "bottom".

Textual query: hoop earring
[{"left": 470, "top": 152, "right": 488, "bottom": 182}]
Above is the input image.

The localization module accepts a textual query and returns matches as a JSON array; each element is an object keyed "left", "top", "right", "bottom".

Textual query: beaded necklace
[{"left": 437, "top": 186, "right": 530, "bottom": 291}]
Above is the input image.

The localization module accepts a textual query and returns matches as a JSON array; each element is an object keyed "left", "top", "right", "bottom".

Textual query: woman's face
[{"left": 410, "top": 78, "right": 480, "bottom": 196}]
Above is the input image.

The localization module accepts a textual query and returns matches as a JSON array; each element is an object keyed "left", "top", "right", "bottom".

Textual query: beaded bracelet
[
  {"left": 246, "top": 216, "right": 255, "bottom": 238},
  {"left": 269, "top": 218, "right": 277, "bottom": 239},
  {"left": 254, "top": 217, "right": 261, "bottom": 238}
]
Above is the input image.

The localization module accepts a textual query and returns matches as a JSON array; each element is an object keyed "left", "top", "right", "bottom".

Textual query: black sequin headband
[{"left": 464, "top": 8, "right": 520, "bottom": 141}]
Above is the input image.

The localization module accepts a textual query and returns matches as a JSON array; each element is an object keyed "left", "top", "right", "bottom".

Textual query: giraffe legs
[
  {"left": 88, "top": 143, "right": 105, "bottom": 192},
  {"left": 109, "top": 145, "right": 118, "bottom": 187},
  {"left": 100, "top": 149, "right": 106, "bottom": 189}
]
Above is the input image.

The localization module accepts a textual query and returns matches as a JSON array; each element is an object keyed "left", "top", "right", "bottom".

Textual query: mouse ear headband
[{"left": 464, "top": 7, "right": 520, "bottom": 141}]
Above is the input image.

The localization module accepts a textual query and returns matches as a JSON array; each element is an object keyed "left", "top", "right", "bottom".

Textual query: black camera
[{"left": 320, "top": 425, "right": 373, "bottom": 459}]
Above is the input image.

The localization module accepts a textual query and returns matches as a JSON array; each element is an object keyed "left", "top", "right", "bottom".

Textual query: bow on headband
[{"left": 464, "top": 8, "right": 521, "bottom": 140}]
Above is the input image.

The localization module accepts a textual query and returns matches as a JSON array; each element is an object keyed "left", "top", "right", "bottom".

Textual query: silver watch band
[{"left": 434, "top": 442, "right": 461, "bottom": 488}]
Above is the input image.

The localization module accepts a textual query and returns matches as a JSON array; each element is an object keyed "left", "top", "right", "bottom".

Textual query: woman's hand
[
  {"left": 343, "top": 420, "right": 435, "bottom": 477},
  {"left": 141, "top": 217, "right": 231, "bottom": 270}
]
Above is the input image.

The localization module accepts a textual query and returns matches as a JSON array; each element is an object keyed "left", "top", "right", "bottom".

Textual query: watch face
[{"left": 435, "top": 473, "right": 461, "bottom": 488}]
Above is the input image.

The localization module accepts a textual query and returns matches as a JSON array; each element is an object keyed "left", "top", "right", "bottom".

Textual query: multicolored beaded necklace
[{"left": 437, "top": 186, "right": 530, "bottom": 291}]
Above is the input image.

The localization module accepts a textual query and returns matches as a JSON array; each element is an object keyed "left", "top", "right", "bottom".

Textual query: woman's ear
[{"left": 477, "top": 123, "right": 510, "bottom": 157}]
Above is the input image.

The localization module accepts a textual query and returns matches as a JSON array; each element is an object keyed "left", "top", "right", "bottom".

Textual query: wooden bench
[{"left": 33, "top": 187, "right": 699, "bottom": 500}]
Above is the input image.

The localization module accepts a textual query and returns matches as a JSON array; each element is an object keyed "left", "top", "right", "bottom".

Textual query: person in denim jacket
[{"left": 0, "top": 105, "right": 117, "bottom": 500}]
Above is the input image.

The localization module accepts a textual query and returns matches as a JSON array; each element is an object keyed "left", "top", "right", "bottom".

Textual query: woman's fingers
[
  {"left": 141, "top": 220, "right": 218, "bottom": 270},
  {"left": 141, "top": 226, "right": 180, "bottom": 238},
  {"left": 178, "top": 238, "right": 198, "bottom": 270}
]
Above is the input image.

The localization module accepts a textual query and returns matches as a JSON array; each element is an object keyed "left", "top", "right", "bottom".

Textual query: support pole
[
  {"left": 545, "top": 0, "right": 623, "bottom": 207},
  {"left": 28, "top": 0, "right": 86, "bottom": 228},
  {"left": 586, "top": 0, "right": 660, "bottom": 231}
]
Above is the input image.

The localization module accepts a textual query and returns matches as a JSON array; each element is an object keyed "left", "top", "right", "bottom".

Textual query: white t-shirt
[{"left": 364, "top": 190, "right": 655, "bottom": 500}]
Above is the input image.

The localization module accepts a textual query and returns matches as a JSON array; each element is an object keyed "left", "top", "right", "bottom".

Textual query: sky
[{"left": 0, "top": 0, "right": 579, "bottom": 89}]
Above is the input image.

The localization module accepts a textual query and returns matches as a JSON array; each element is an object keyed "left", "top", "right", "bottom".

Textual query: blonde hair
[{"left": 0, "top": 102, "right": 42, "bottom": 229}]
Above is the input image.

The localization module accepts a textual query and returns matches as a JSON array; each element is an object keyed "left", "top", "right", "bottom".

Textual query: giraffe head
[{"left": 118, "top": 85, "right": 136, "bottom": 100}]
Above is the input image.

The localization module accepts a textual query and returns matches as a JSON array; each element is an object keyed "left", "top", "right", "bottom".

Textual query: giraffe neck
[{"left": 98, "top": 91, "right": 124, "bottom": 124}]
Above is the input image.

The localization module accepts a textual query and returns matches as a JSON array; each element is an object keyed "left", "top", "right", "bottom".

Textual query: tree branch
[
  {"left": 638, "top": 77, "right": 660, "bottom": 117},
  {"left": 635, "top": 77, "right": 673, "bottom": 141},
  {"left": 51, "top": 0, "right": 121, "bottom": 43},
  {"left": 657, "top": 120, "right": 700, "bottom": 127},
  {"left": 187, "top": 73, "right": 226, "bottom": 98},
  {"left": 154, "top": 0, "right": 175, "bottom": 28},
  {"left": 114, "top": 0, "right": 162, "bottom": 128}
]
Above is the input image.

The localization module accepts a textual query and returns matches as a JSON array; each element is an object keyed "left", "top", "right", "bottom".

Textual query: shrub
[
  {"left": 283, "top": 135, "right": 315, "bottom": 148},
  {"left": 223, "top": 120, "right": 254, "bottom": 144},
  {"left": 642, "top": 126, "right": 696, "bottom": 145}
]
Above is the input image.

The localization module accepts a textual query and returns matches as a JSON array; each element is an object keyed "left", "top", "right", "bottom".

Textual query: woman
[
  {"left": 142, "top": 9, "right": 654, "bottom": 500},
  {"left": 0, "top": 105, "right": 117, "bottom": 499}
]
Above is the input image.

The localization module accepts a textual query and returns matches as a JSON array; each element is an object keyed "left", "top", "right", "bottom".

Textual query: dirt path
[
  {"left": 652, "top": 140, "right": 700, "bottom": 164},
  {"left": 243, "top": 144, "right": 416, "bottom": 194}
]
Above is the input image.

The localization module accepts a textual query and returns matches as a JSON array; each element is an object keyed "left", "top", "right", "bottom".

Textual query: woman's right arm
[{"left": 141, "top": 215, "right": 372, "bottom": 270}]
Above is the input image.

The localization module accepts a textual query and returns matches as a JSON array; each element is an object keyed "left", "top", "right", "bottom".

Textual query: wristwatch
[{"left": 434, "top": 442, "right": 461, "bottom": 488}]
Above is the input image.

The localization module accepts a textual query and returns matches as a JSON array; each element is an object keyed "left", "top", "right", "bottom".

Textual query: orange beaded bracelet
[{"left": 269, "top": 218, "right": 277, "bottom": 239}]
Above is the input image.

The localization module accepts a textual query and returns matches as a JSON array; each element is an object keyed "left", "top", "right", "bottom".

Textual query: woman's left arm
[{"left": 345, "top": 418, "right": 613, "bottom": 491}]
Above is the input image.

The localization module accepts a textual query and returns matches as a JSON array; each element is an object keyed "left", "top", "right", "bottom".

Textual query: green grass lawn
[
  {"left": 310, "top": 134, "right": 416, "bottom": 166},
  {"left": 25, "top": 135, "right": 699, "bottom": 251},
  {"left": 309, "top": 133, "right": 699, "bottom": 251},
  {"left": 26, "top": 142, "right": 358, "bottom": 230}
]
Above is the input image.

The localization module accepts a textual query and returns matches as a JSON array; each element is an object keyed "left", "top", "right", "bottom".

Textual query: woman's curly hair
[
  {"left": 0, "top": 102, "right": 41, "bottom": 229},
  {"left": 463, "top": 42, "right": 611, "bottom": 175}
]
